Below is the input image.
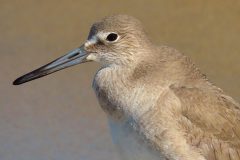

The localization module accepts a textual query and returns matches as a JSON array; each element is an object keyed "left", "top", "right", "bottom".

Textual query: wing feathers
[{"left": 170, "top": 85, "right": 240, "bottom": 160}]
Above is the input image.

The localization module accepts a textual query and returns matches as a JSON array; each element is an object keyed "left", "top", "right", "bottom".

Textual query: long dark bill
[{"left": 13, "top": 46, "right": 89, "bottom": 85}]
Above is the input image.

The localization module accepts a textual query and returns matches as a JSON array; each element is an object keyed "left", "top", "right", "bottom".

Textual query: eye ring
[{"left": 106, "top": 33, "right": 118, "bottom": 42}]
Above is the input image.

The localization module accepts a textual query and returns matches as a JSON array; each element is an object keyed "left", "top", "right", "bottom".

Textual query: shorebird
[{"left": 13, "top": 15, "right": 240, "bottom": 160}]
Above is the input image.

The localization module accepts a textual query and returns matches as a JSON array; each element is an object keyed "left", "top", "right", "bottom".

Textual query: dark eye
[{"left": 106, "top": 33, "right": 118, "bottom": 42}]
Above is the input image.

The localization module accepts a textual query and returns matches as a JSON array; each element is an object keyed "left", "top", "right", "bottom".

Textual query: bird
[{"left": 13, "top": 15, "right": 240, "bottom": 160}]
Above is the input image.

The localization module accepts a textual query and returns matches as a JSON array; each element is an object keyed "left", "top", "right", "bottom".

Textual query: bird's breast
[
  {"left": 92, "top": 66, "right": 166, "bottom": 120},
  {"left": 92, "top": 67, "right": 169, "bottom": 159}
]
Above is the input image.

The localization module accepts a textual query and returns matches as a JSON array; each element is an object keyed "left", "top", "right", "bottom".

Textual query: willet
[{"left": 13, "top": 15, "right": 240, "bottom": 160}]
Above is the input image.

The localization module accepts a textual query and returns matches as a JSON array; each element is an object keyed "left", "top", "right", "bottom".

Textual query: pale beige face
[
  {"left": 84, "top": 16, "right": 147, "bottom": 66},
  {"left": 84, "top": 29, "right": 124, "bottom": 65}
]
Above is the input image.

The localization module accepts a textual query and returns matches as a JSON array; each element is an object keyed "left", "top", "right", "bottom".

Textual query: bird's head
[
  {"left": 85, "top": 15, "right": 150, "bottom": 65},
  {"left": 13, "top": 15, "right": 151, "bottom": 85}
]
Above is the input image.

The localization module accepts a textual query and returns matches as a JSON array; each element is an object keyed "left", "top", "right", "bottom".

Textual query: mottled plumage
[{"left": 13, "top": 15, "right": 240, "bottom": 160}]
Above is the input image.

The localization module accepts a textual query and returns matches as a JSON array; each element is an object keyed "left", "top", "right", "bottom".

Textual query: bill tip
[{"left": 12, "top": 77, "right": 24, "bottom": 85}]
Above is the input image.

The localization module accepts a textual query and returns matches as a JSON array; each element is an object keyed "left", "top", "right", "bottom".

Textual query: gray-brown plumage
[{"left": 13, "top": 15, "right": 240, "bottom": 160}]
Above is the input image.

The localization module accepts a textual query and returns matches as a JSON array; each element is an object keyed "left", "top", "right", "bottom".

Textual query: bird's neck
[
  {"left": 93, "top": 64, "right": 166, "bottom": 122},
  {"left": 93, "top": 46, "right": 210, "bottom": 122}
]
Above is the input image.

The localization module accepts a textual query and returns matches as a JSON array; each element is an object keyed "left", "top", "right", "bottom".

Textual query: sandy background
[{"left": 0, "top": 1, "right": 240, "bottom": 160}]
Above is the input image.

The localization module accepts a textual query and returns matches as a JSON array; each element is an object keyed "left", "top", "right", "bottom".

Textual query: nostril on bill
[{"left": 68, "top": 52, "right": 80, "bottom": 59}]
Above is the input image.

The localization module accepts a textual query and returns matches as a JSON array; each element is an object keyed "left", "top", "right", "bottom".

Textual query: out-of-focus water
[{"left": 0, "top": 1, "right": 239, "bottom": 160}]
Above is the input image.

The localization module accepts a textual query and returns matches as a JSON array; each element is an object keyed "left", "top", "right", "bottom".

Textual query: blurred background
[{"left": 0, "top": 0, "right": 240, "bottom": 160}]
